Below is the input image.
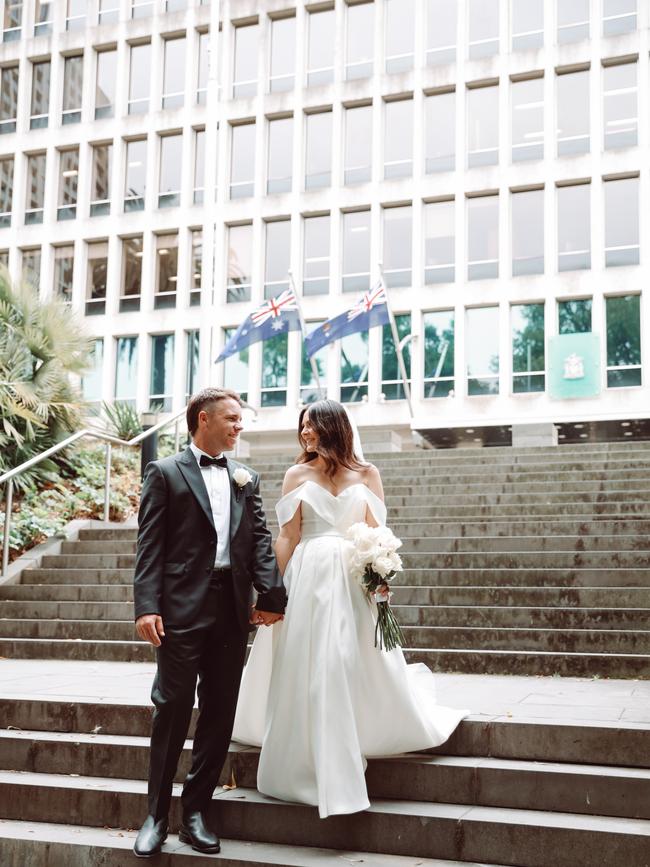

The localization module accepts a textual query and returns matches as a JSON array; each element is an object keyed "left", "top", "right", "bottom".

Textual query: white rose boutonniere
[{"left": 232, "top": 467, "right": 253, "bottom": 489}]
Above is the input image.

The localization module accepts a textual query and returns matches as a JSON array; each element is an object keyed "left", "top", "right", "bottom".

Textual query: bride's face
[{"left": 301, "top": 411, "right": 320, "bottom": 453}]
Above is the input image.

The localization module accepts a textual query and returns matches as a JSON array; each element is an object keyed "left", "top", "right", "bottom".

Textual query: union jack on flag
[
  {"left": 251, "top": 289, "right": 298, "bottom": 327},
  {"left": 347, "top": 282, "right": 387, "bottom": 321},
  {"left": 215, "top": 288, "right": 302, "bottom": 363},
  {"left": 304, "top": 280, "right": 391, "bottom": 359}
]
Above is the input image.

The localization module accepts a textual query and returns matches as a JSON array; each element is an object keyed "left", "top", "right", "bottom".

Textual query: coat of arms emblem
[{"left": 563, "top": 353, "right": 585, "bottom": 380}]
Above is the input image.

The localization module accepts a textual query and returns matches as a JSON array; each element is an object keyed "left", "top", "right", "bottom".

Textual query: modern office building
[{"left": 0, "top": 0, "right": 646, "bottom": 448}]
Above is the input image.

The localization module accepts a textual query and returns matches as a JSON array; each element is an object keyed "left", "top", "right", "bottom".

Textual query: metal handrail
[{"left": 0, "top": 408, "right": 187, "bottom": 580}]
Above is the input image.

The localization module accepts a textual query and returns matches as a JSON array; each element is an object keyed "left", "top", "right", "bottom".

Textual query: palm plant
[{"left": 101, "top": 400, "right": 143, "bottom": 441}]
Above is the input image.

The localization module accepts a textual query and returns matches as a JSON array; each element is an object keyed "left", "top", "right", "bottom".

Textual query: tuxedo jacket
[{"left": 134, "top": 447, "right": 286, "bottom": 632}]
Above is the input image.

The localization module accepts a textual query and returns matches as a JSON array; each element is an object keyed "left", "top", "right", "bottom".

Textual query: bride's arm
[
  {"left": 275, "top": 467, "right": 304, "bottom": 575},
  {"left": 364, "top": 464, "right": 385, "bottom": 527}
]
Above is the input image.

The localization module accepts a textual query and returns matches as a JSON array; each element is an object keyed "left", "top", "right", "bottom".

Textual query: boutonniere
[{"left": 232, "top": 467, "right": 253, "bottom": 496}]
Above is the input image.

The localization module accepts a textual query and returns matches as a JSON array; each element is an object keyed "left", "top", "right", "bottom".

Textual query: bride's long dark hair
[{"left": 297, "top": 399, "right": 367, "bottom": 478}]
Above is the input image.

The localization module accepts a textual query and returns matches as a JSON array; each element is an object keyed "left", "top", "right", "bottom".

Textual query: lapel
[
  {"left": 176, "top": 447, "right": 216, "bottom": 534},
  {"left": 227, "top": 458, "right": 245, "bottom": 542}
]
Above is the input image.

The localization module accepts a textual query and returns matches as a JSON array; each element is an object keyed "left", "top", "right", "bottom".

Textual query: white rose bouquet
[{"left": 345, "top": 522, "right": 405, "bottom": 652}]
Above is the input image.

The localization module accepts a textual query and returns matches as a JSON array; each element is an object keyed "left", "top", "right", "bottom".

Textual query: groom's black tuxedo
[{"left": 134, "top": 447, "right": 286, "bottom": 820}]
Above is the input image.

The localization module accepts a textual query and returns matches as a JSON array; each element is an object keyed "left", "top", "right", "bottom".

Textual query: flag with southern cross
[
  {"left": 215, "top": 288, "right": 302, "bottom": 362},
  {"left": 304, "top": 281, "right": 390, "bottom": 359}
]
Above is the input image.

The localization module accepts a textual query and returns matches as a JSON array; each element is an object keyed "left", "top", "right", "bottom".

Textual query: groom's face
[{"left": 196, "top": 397, "right": 243, "bottom": 455}]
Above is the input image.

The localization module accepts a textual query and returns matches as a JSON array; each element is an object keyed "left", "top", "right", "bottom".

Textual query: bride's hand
[{"left": 250, "top": 607, "right": 284, "bottom": 626}]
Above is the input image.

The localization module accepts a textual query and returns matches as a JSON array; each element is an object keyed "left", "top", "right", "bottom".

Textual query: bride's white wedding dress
[{"left": 232, "top": 480, "right": 467, "bottom": 818}]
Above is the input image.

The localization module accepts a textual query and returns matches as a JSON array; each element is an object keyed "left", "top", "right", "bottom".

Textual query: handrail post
[
  {"left": 2, "top": 480, "right": 13, "bottom": 579},
  {"left": 174, "top": 419, "right": 180, "bottom": 453},
  {"left": 103, "top": 442, "right": 112, "bottom": 522}
]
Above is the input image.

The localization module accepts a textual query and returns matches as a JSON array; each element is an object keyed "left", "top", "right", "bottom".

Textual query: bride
[{"left": 233, "top": 399, "right": 466, "bottom": 818}]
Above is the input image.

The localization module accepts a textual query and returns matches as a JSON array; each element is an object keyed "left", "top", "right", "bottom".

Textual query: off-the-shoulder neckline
[{"left": 280, "top": 479, "right": 375, "bottom": 501}]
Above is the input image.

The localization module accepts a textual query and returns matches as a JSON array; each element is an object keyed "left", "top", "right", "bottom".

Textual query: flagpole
[
  {"left": 377, "top": 263, "right": 413, "bottom": 417},
  {"left": 288, "top": 269, "right": 325, "bottom": 401}
]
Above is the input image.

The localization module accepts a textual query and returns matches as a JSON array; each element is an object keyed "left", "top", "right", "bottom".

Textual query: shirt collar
[{"left": 189, "top": 441, "right": 225, "bottom": 465}]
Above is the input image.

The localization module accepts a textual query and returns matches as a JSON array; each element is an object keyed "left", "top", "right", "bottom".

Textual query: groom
[{"left": 133, "top": 387, "right": 286, "bottom": 858}]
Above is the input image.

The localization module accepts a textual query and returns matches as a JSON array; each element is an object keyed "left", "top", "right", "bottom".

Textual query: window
[
  {"left": 606, "top": 295, "right": 640, "bottom": 387},
  {"left": 57, "top": 148, "right": 79, "bottom": 221},
  {"left": 150, "top": 334, "right": 175, "bottom": 411},
  {"left": 340, "top": 332, "right": 368, "bottom": 403},
  {"left": 155, "top": 233, "right": 178, "bottom": 309},
  {"left": 270, "top": 15, "right": 295, "bottom": 92},
  {"left": 163, "top": 36, "right": 186, "bottom": 109},
  {"left": 382, "top": 314, "right": 411, "bottom": 400},
  {"left": 344, "top": 104, "right": 372, "bottom": 185},
  {"left": 511, "top": 77, "right": 544, "bottom": 162},
  {"left": 603, "top": 0, "right": 636, "bottom": 35},
  {"left": 230, "top": 123, "right": 255, "bottom": 199},
  {"left": 511, "top": 0, "right": 543, "bottom": 51},
  {"left": 62, "top": 55, "right": 83, "bottom": 125},
  {"left": 425, "top": 90, "right": 455, "bottom": 173},
  {"left": 346, "top": 2, "right": 374, "bottom": 80},
  {"left": 467, "top": 84, "right": 498, "bottom": 167},
  {"left": 424, "top": 199, "right": 455, "bottom": 284},
  {"left": 426, "top": 0, "right": 457, "bottom": 66},
  {"left": 194, "top": 128, "right": 205, "bottom": 204},
  {"left": 132, "top": 0, "right": 153, "bottom": 18},
  {"left": 307, "top": 8, "right": 335, "bottom": 86},
  {"left": 53, "top": 245, "right": 74, "bottom": 302},
  {"left": 383, "top": 206, "right": 412, "bottom": 288},
  {"left": 66, "top": 0, "right": 85, "bottom": 30},
  {"left": 190, "top": 228, "right": 202, "bottom": 306},
  {"left": 86, "top": 241, "right": 108, "bottom": 316},
  {"left": 83, "top": 339, "right": 104, "bottom": 403},
  {"left": 301, "top": 321, "right": 327, "bottom": 404},
  {"left": 342, "top": 210, "right": 371, "bottom": 293},
  {"left": 0, "top": 66, "right": 19, "bottom": 134},
  {"left": 0, "top": 250, "right": 7, "bottom": 268},
  {"left": 0, "top": 156, "right": 13, "bottom": 228},
  {"left": 604, "top": 176, "right": 639, "bottom": 267},
  {"left": 558, "top": 0, "right": 589, "bottom": 44},
  {"left": 305, "top": 111, "right": 332, "bottom": 189},
  {"left": 233, "top": 24, "right": 258, "bottom": 98},
  {"left": 166, "top": 0, "right": 187, "bottom": 10},
  {"left": 30, "top": 60, "right": 50, "bottom": 129},
  {"left": 267, "top": 117, "right": 293, "bottom": 194},
  {"left": 223, "top": 326, "right": 249, "bottom": 401},
  {"left": 384, "top": 100, "right": 413, "bottom": 179},
  {"left": 90, "top": 143, "right": 112, "bottom": 217},
  {"left": 557, "top": 183, "right": 590, "bottom": 271},
  {"left": 99, "top": 0, "right": 120, "bottom": 25},
  {"left": 25, "top": 153, "right": 46, "bottom": 225},
  {"left": 512, "top": 188, "right": 544, "bottom": 276},
  {"left": 95, "top": 49, "right": 117, "bottom": 120},
  {"left": 557, "top": 69, "right": 589, "bottom": 156},
  {"left": 120, "top": 236, "right": 143, "bottom": 312},
  {"left": 467, "top": 195, "right": 499, "bottom": 280},
  {"left": 3, "top": 0, "right": 22, "bottom": 40},
  {"left": 185, "top": 330, "right": 200, "bottom": 402},
  {"left": 423, "top": 310, "right": 455, "bottom": 397},
  {"left": 124, "top": 138, "right": 147, "bottom": 211},
  {"left": 603, "top": 62, "right": 637, "bottom": 150},
  {"left": 261, "top": 334, "right": 288, "bottom": 407},
  {"left": 34, "top": 1, "right": 52, "bottom": 36},
  {"left": 115, "top": 336, "right": 138, "bottom": 404},
  {"left": 468, "top": 0, "right": 499, "bottom": 59},
  {"left": 559, "top": 299, "right": 592, "bottom": 334},
  {"left": 159, "top": 134, "right": 183, "bottom": 208},
  {"left": 303, "top": 215, "right": 330, "bottom": 296},
  {"left": 512, "top": 303, "right": 545, "bottom": 393},
  {"left": 385, "top": 0, "right": 414, "bottom": 73},
  {"left": 129, "top": 43, "right": 151, "bottom": 115},
  {"left": 196, "top": 30, "right": 208, "bottom": 105},
  {"left": 227, "top": 224, "right": 252, "bottom": 303},
  {"left": 467, "top": 307, "right": 499, "bottom": 395},
  {"left": 21, "top": 248, "right": 41, "bottom": 290},
  {"left": 264, "top": 220, "right": 290, "bottom": 300}
]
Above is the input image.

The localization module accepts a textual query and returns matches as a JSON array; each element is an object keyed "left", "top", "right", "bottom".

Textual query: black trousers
[{"left": 147, "top": 573, "right": 248, "bottom": 819}]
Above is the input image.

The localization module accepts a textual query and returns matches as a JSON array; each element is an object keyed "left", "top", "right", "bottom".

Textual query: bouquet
[{"left": 345, "top": 522, "right": 406, "bottom": 652}]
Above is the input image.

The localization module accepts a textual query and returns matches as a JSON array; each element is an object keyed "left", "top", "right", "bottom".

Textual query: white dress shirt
[{"left": 189, "top": 441, "right": 231, "bottom": 568}]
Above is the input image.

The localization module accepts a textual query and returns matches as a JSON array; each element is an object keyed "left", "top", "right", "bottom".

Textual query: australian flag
[
  {"left": 304, "top": 281, "right": 390, "bottom": 359},
  {"left": 216, "top": 289, "right": 302, "bottom": 362}
]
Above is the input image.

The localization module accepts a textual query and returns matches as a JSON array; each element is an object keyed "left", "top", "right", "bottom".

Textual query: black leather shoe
[
  {"left": 179, "top": 810, "right": 221, "bottom": 854},
  {"left": 133, "top": 814, "right": 168, "bottom": 858}
]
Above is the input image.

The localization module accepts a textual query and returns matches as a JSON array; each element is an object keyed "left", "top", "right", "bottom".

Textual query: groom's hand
[
  {"left": 136, "top": 614, "right": 165, "bottom": 646},
  {"left": 250, "top": 607, "right": 283, "bottom": 627}
]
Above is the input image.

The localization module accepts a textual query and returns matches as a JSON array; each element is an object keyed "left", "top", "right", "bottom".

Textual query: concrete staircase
[{"left": 2, "top": 442, "right": 650, "bottom": 676}]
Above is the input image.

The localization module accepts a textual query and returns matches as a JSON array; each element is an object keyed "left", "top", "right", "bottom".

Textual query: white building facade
[{"left": 0, "top": 0, "right": 646, "bottom": 447}]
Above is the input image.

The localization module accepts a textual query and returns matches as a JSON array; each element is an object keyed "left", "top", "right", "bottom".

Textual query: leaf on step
[
  {"left": 6, "top": 726, "right": 23, "bottom": 731},
  {"left": 90, "top": 725, "right": 102, "bottom": 734},
  {"left": 222, "top": 769, "right": 237, "bottom": 790}
]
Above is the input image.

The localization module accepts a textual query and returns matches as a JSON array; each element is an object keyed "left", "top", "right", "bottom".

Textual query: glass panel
[
  {"left": 603, "top": 0, "right": 636, "bottom": 35},
  {"left": 190, "top": 229, "right": 202, "bottom": 306},
  {"left": 30, "top": 60, "right": 50, "bottom": 129},
  {"left": 223, "top": 326, "right": 249, "bottom": 401},
  {"left": 53, "top": 245, "right": 74, "bottom": 302},
  {"left": 305, "top": 112, "right": 332, "bottom": 190},
  {"left": 62, "top": 56, "right": 83, "bottom": 124},
  {"left": 423, "top": 310, "right": 455, "bottom": 398},
  {"left": 163, "top": 37, "right": 186, "bottom": 109},
  {"left": 233, "top": 24, "right": 258, "bottom": 98},
  {"left": 267, "top": 117, "right": 293, "bottom": 194},
  {"left": 230, "top": 123, "right": 255, "bottom": 199},
  {"left": 129, "top": 43, "right": 151, "bottom": 115},
  {"left": 512, "top": 188, "right": 544, "bottom": 276},
  {"left": 382, "top": 313, "right": 411, "bottom": 400},
  {"left": 558, "top": 299, "right": 592, "bottom": 334},
  {"left": 557, "top": 0, "right": 589, "bottom": 43},
  {"left": 90, "top": 143, "right": 112, "bottom": 217},
  {"left": 66, "top": 0, "right": 85, "bottom": 30},
  {"left": 86, "top": 241, "right": 108, "bottom": 315},
  {"left": 227, "top": 224, "right": 252, "bottom": 303},
  {"left": 384, "top": 100, "right": 413, "bottom": 179},
  {"left": 95, "top": 50, "right": 116, "bottom": 119},
  {"left": 25, "top": 153, "right": 46, "bottom": 224},
  {"left": 466, "top": 307, "right": 499, "bottom": 395},
  {"left": 512, "top": 0, "right": 544, "bottom": 50},
  {"left": 558, "top": 184, "right": 590, "bottom": 271},
  {"left": 124, "top": 139, "right": 147, "bottom": 211},
  {"left": 196, "top": 31, "right": 208, "bottom": 105},
  {"left": 270, "top": 16, "right": 296, "bottom": 93},
  {"left": 0, "top": 156, "right": 13, "bottom": 227},
  {"left": 346, "top": 2, "right": 374, "bottom": 80},
  {"left": 307, "top": 9, "right": 335, "bottom": 86},
  {"left": 603, "top": 62, "right": 637, "bottom": 150},
  {"left": 57, "top": 148, "right": 79, "bottom": 220},
  {"left": 606, "top": 295, "right": 641, "bottom": 387},
  {"left": 605, "top": 176, "right": 639, "bottom": 267},
  {"left": 21, "top": 248, "right": 42, "bottom": 290},
  {"left": 557, "top": 69, "right": 590, "bottom": 155},
  {"left": 0, "top": 67, "right": 19, "bottom": 134},
  {"left": 467, "top": 196, "right": 499, "bottom": 280},
  {"left": 121, "top": 236, "right": 142, "bottom": 311},
  {"left": 342, "top": 210, "right": 371, "bottom": 293},
  {"left": 340, "top": 331, "right": 368, "bottom": 403},
  {"left": 425, "top": 91, "right": 455, "bottom": 173},
  {"left": 158, "top": 134, "right": 183, "bottom": 208},
  {"left": 468, "top": 0, "right": 499, "bottom": 58},
  {"left": 424, "top": 200, "right": 455, "bottom": 284},
  {"left": 132, "top": 0, "right": 154, "bottom": 19},
  {"left": 194, "top": 128, "right": 205, "bottom": 204},
  {"left": 301, "top": 321, "right": 327, "bottom": 404},
  {"left": 150, "top": 334, "right": 174, "bottom": 412},
  {"left": 156, "top": 233, "right": 178, "bottom": 307},
  {"left": 34, "top": 1, "right": 52, "bottom": 34},
  {"left": 467, "top": 85, "right": 498, "bottom": 167},
  {"left": 385, "top": 0, "right": 414, "bottom": 73},
  {"left": 115, "top": 336, "right": 138, "bottom": 403},
  {"left": 344, "top": 104, "right": 372, "bottom": 185},
  {"left": 427, "top": 0, "right": 457, "bottom": 66},
  {"left": 264, "top": 221, "right": 290, "bottom": 299},
  {"left": 511, "top": 77, "right": 544, "bottom": 162},
  {"left": 186, "top": 330, "right": 200, "bottom": 401},
  {"left": 261, "top": 333, "right": 288, "bottom": 407},
  {"left": 383, "top": 206, "right": 412, "bottom": 288},
  {"left": 4, "top": 0, "right": 22, "bottom": 38},
  {"left": 512, "top": 303, "right": 545, "bottom": 393},
  {"left": 82, "top": 339, "right": 104, "bottom": 402},
  {"left": 99, "top": 0, "right": 120, "bottom": 24},
  {"left": 303, "top": 215, "right": 330, "bottom": 297}
]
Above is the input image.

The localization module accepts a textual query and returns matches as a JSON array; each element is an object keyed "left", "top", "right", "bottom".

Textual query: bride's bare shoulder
[{"left": 282, "top": 463, "right": 312, "bottom": 494}]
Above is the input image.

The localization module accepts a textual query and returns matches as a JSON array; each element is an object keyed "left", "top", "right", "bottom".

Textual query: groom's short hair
[{"left": 186, "top": 387, "right": 242, "bottom": 435}]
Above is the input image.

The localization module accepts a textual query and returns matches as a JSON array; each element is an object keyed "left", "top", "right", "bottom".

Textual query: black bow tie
[{"left": 199, "top": 455, "right": 228, "bottom": 468}]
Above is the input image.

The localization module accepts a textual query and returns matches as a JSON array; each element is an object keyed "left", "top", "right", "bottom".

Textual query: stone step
[
  {"left": 391, "top": 585, "right": 650, "bottom": 608},
  {"left": 0, "top": 600, "right": 134, "bottom": 620},
  {"left": 0, "top": 619, "right": 136, "bottom": 641},
  {"left": 0, "top": 583, "right": 132, "bottom": 601},
  {"left": 393, "top": 568, "right": 650, "bottom": 588},
  {"left": 0, "top": 638, "right": 154, "bottom": 662},
  {"left": 21, "top": 568, "right": 134, "bottom": 585},
  {"left": 259, "top": 478, "right": 650, "bottom": 495},
  {"left": 380, "top": 504, "right": 650, "bottom": 518},
  {"left": 394, "top": 605, "right": 650, "bottom": 629},
  {"left": 379, "top": 492, "right": 650, "bottom": 507},
  {"left": 1, "top": 773, "right": 649, "bottom": 866}
]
